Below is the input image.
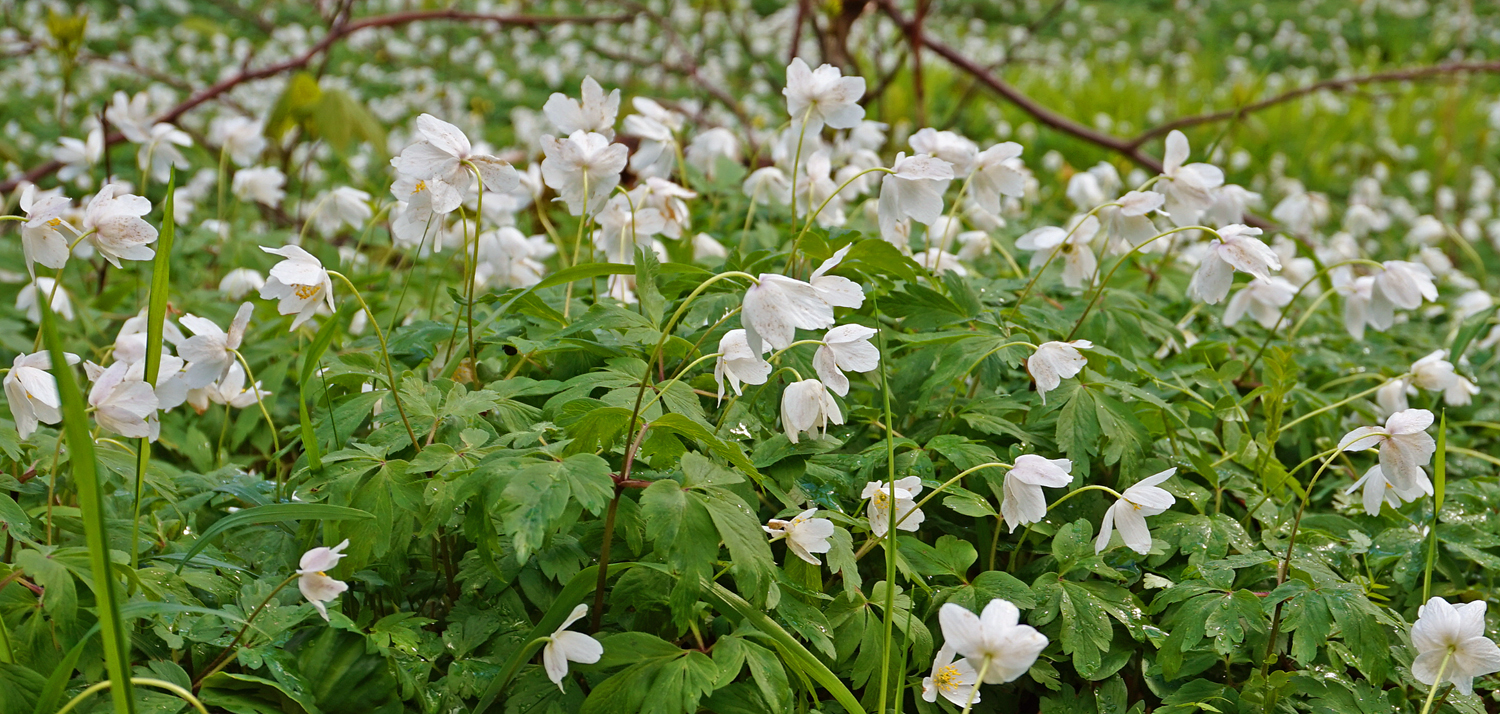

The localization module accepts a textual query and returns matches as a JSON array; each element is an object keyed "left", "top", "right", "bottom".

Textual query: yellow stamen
[{"left": 294, "top": 284, "right": 321, "bottom": 300}]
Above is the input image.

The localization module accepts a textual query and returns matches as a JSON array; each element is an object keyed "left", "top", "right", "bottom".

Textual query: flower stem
[
  {"left": 788, "top": 106, "right": 813, "bottom": 233},
  {"left": 327, "top": 271, "right": 421, "bottom": 452},
  {"left": 192, "top": 573, "right": 298, "bottom": 689},
  {"left": 1003, "top": 202, "right": 1118, "bottom": 322},
  {"left": 785, "top": 166, "right": 894, "bottom": 274},
  {"left": 1238, "top": 258, "right": 1386, "bottom": 379},
  {"left": 852, "top": 461, "right": 1013, "bottom": 561},
  {"left": 875, "top": 293, "right": 899, "bottom": 714},
  {"left": 1278, "top": 376, "right": 1404, "bottom": 432},
  {"left": 1421, "top": 650, "right": 1454, "bottom": 714},
  {"left": 564, "top": 172, "right": 590, "bottom": 319},
  {"left": 1261, "top": 450, "right": 1341, "bottom": 676},
  {"left": 1065, "top": 225, "right": 1221, "bottom": 340},
  {"left": 961, "top": 656, "right": 991, "bottom": 714},
  {"left": 58, "top": 678, "right": 210, "bottom": 714}
]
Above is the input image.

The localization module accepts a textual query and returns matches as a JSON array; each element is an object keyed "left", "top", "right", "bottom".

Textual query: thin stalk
[
  {"left": 853, "top": 461, "right": 1012, "bottom": 560},
  {"left": 960, "top": 656, "right": 991, "bottom": 714},
  {"left": 230, "top": 350, "right": 281, "bottom": 458},
  {"left": 1003, "top": 201, "right": 1118, "bottom": 321},
  {"left": 786, "top": 166, "right": 894, "bottom": 273},
  {"left": 1238, "top": 258, "right": 1385, "bottom": 378},
  {"left": 933, "top": 170, "right": 976, "bottom": 259},
  {"left": 564, "top": 173, "right": 590, "bottom": 319},
  {"left": 1420, "top": 650, "right": 1454, "bottom": 714},
  {"left": 875, "top": 294, "right": 898, "bottom": 714},
  {"left": 1262, "top": 451, "right": 1341, "bottom": 676},
  {"left": 1007, "top": 484, "right": 1125, "bottom": 571},
  {"left": 57, "top": 679, "right": 209, "bottom": 714},
  {"left": 463, "top": 162, "right": 486, "bottom": 369},
  {"left": 327, "top": 271, "right": 421, "bottom": 451},
  {"left": 1279, "top": 377, "right": 1403, "bottom": 432},
  {"left": 1066, "top": 225, "right": 1221, "bottom": 340},
  {"left": 193, "top": 574, "right": 298, "bottom": 688},
  {"left": 788, "top": 106, "right": 813, "bottom": 232}
]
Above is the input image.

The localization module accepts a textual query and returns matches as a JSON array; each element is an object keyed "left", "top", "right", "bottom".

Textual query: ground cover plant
[{"left": 3, "top": 0, "right": 1500, "bottom": 712}]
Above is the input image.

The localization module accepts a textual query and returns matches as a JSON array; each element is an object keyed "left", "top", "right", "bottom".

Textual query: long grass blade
[
  {"left": 173, "top": 503, "right": 372, "bottom": 573},
  {"left": 40, "top": 293, "right": 135, "bottom": 713},
  {"left": 132, "top": 173, "right": 175, "bottom": 568},
  {"left": 1423, "top": 409, "right": 1447, "bottom": 602}
]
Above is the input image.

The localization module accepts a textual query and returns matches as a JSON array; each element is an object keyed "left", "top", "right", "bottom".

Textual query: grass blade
[
  {"left": 39, "top": 294, "right": 135, "bottom": 713},
  {"left": 133, "top": 173, "right": 175, "bottom": 568},
  {"left": 296, "top": 304, "right": 349, "bottom": 476},
  {"left": 173, "top": 503, "right": 372, "bottom": 573},
  {"left": 1422, "top": 409, "right": 1447, "bottom": 602}
]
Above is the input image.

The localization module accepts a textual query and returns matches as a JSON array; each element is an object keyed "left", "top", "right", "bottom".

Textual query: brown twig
[{"left": 0, "top": 9, "right": 630, "bottom": 194}]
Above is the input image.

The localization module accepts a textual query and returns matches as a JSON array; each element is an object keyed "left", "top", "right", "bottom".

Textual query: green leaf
[
  {"left": 649, "top": 413, "right": 760, "bottom": 480},
  {"left": 174, "top": 504, "right": 374, "bottom": 573},
  {"left": 697, "top": 486, "right": 776, "bottom": 606},
  {"left": 636, "top": 245, "right": 665, "bottom": 325}
]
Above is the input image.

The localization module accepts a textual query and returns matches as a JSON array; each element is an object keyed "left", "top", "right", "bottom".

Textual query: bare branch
[{"left": 1128, "top": 61, "right": 1500, "bottom": 148}]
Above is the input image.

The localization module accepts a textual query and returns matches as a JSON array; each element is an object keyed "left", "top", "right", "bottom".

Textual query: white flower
[
  {"left": 741, "top": 274, "right": 835, "bottom": 354},
  {"left": 1066, "top": 171, "right": 1107, "bottom": 210},
  {"left": 1187, "top": 225, "right": 1280, "bottom": 304},
  {"left": 5, "top": 352, "right": 77, "bottom": 439},
  {"left": 106, "top": 91, "right": 153, "bottom": 144},
  {"left": 915, "top": 248, "right": 967, "bottom": 276},
  {"left": 19, "top": 185, "right": 75, "bottom": 276},
  {"left": 1159, "top": 130, "right": 1225, "bottom": 226},
  {"left": 638, "top": 178, "right": 696, "bottom": 239},
  {"left": 937, "top": 599, "right": 1049, "bottom": 684},
  {"left": 809, "top": 245, "right": 865, "bottom": 309},
  {"left": 178, "top": 303, "right": 253, "bottom": 389},
  {"left": 1002, "top": 455, "right": 1073, "bottom": 531},
  {"left": 1204, "top": 184, "right": 1261, "bottom": 227},
  {"left": 87, "top": 360, "right": 159, "bottom": 440},
  {"left": 922, "top": 644, "right": 980, "bottom": 707},
  {"left": 1271, "top": 191, "right": 1331, "bottom": 236},
  {"left": 542, "top": 604, "right": 603, "bottom": 691},
  {"left": 1446, "top": 376, "right": 1480, "bottom": 407},
  {"left": 1339, "top": 408, "right": 1436, "bottom": 495},
  {"left": 540, "top": 131, "right": 628, "bottom": 216},
  {"left": 259, "top": 245, "right": 335, "bottom": 330},
  {"left": 219, "top": 268, "right": 266, "bottom": 300},
  {"left": 1028, "top": 340, "right": 1091, "bottom": 404},
  {"left": 714, "top": 329, "right": 771, "bottom": 403},
  {"left": 969, "top": 142, "right": 1025, "bottom": 215},
  {"left": 230, "top": 166, "right": 286, "bottom": 207},
  {"left": 764, "top": 508, "right": 835, "bottom": 565},
  {"left": 685, "top": 128, "right": 740, "bottom": 180},
  {"left": 543, "top": 77, "right": 620, "bottom": 139},
  {"left": 862, "top": 477, "right": 925, "bottom": 537},
  {"left": 1346, "top": 464, "right": 1426, "bottom": 516},
  {"left": 813, "top": 324, "right": 879, "bottom": 397},
  {"left": 1095, "top": 468, "right": 1176, "bottom": 554},
  {"left": 1371, "top": 260, "right": 1438, "bottom": 320},
  {"left": 1339, "top": 274, "right": 1377, "bottom": 338},
  {"left": 393, "top": 115, "right": 519, "bottom": 215},
  {"left": 297, "top": 539, "right": 350, "bottom": 621},
  {"left": 83, "top": 184, "right": 159, "bottom": 267},
  {"left": 910, "top": 128, "right": 979, "bottom": 176},
  {"left": 1376, "top": 379, "right": 1411, "bottom": 418},
  {"left": 1105, "top": 190, "right": 1166, "bottom": 251},
  {"left": 477, "top": 227, "right": 553, "bottom": 289},
  {"left": 209, "top": 115, "right": 266, "bottom": 167},
  {"left": 878, "top": 153, "right": 954, "bottom": 243},
  {"left": 54, "top": 127, "right": 103, "bottom": 186},
  {"left": 1014, "top": 216, "right": 1099, "bottom": 288},
  {"left": 781, "top": 378, "right": 843, "bottom": 444},
  {"left": 743, "top": 167, "right": 792, "bottom": 206},
  {"left": 310, "top": 187, "right": 373, "bottom": 237},
  {"left": 207, "top": 362, "right": 271, "bottom": 409},
  {"left": 1411, "top": 597, "right": 1500, "bottom": 696},
  {"left": 138, "top": 124, "right": 192, "bottom": 183},
  {"left": 17, "top": 277, "right": 74, "bottom": 323},
  {"left": 956, "top": 231, "right": 992, "bottom": 261},
  {"left": 623, "top": 99, "right": 682, "bottom": 178},
  {"left": 389, "top": 174, "right": 440, "bottom": 247},
  {"left": 1410, "top": 350, "right": 1457, "bottom": 392},
  {"left": 783, "top": 58, "right": 865, "bottom": 133},
  {"left": 692, "top": 233, "right": 728, "bottom": 262},
  {"left": 1224, "top": 277, "right": 1298, "bottom": 329}
]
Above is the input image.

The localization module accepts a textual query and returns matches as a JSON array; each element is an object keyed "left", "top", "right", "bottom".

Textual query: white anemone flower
[
  {"left": 743, "top": 167, "right": 792, "bottom": 206},
  {"left": 878, "top": 153, "right": 955, "bottom": 243},
  {"left": 5, "top": 351, "right": 78, "bottom": 439},
  {"left": 1445, "top": 377, "right": 1480, "bottom": 407},
  {"left": 741, "top": 274, "right": 835, "bottom": 354},
  {"left": 55, "top": 127, "right": 104, "bottom": 186},
  {"left": 713, "top": 329, "right": 771, "bottom": 402},
  {"left": 231, "top": 166, "right": 285, "bottom": 208},
  {"left": 1158, "top": 130, "right": 1225, "bottom": 226},
  {"left": 685, "top": 128, "right": 740, "bottom": 180},
  {"left": 783, "top": 58, "right": 865, "bottom": 133},
  {"left": 1410, "top": 597, "right": 1500, "bottom": 696},
  {"left": 1224, "top": 277, "right": 1298, "bottom": 329},
  {"left": 393, "top": 114, "right": 519, "bottom": 215},
  {"left": 1028, "top": 340, "right": 1091, "bottom": 404},
  {"left": 1409, "top": 350, "right": 1457, "bottom": 392},
  {"left": 178, "top": 303, "right": 253, "bottom": 389},
  {"left": 969, "top": 142, "right": 1026, "bottom": 215},
  {"left": 809, "top": 245, "right": 865, "bottom": 309},
  {"left": 781, "top": 378, "right": 842, "bottom": 444},
  {"left": 813, "top": 324, "right": 879, "bottom": 397},
  {"left": 476, "top": 227, "right": 553, "bottom": 289},
  {"left": 763, "top": 508, "right": 835, "bottom": 565},
  {"left": 1346, "top": 464, "right": 1426, "bottom": 516},
  {"left": 206, "top": 362, "right": 272, "bottom": 409},
  {"left": 937, "top": 599, "right": 1049, "bottom": 684},
  {"left": 909, "top": 128, "right": 979, "bottom": 176},
  {"left": 138, "top": 123, "right": 192, "bottom": 183},
  {"left": 259, "top": 245, "right": 335, "bottom": 330},
  {"left": 543, "top": 76, "right": 620, "bottom": 139},
  {"left": 922, "top": 644, "right": 980, "bottom": 707},
  {"left": 542, "top": 604, "right": 603, "bottom": 691},
  {"left": 540, "top": 131, "right": 628, "bottom": 217},
  {"left": 83, "top": 184, "right": 159, "bottom": 267},
  {"left": 297, "top": 539, "right": 350, "bottom": 621},
  {"left": 209, "top": 115, "right": 266, "bottom": 167},
  {"left": 1187, "top": 225, "right": 1280, "bottom": 304},
  {"left": 19, "top": 185, "right": 75, "bottom": 276},
  {"left": 219, "top": 268, "right": 266, "bottom": 300},
  {"left": 1339, "top": 408, "right": 1436, "bottom": 495},
  {"left": 87, "top": 360, "right": 159, "bottom": 440},
  {"left": 1370, "top": 260, "right": 1438, "bottom": 320},
  {"left": 862, "top": 476, "right": 925, "bottom": 537},
  {"left": 1014, "top": 216, "right": 1100, "bottom": 288},
  {"left": 17, "top": 277, "right": 74, "bottom": 323},
  {"left": 1095, "top": 468, "right": 1177, "bottom": 554},
  {"left": 1002, "top": 455, "right": 1073, "bottom": 531}
]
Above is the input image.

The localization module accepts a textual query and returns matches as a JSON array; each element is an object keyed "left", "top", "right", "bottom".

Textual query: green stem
[
  {"left": 1238, "top": 258, "right": 1385, "bottom": 378},
  {"left": 1420, "top": 649, "right": 1454, "bottom": 714},
  {"left": 564, "top": 172, "right": 590, "bottom": 319},
  {"left": 853, "top": 462, "right": 1012, "bottom": 560},
  {"left": 193, "top": 574, "right": 298, "bottom": 689},
  {"left": 327, "top": 271, "right": 421, "bottom": 452},
  {"left": 788, "top": 106, "right": 813, "bottom": 234},
  {"left": 961, "top": 656, "right": 991, "bottom": 714},
  {"left": 1066, "top": 225, "right": 1221, "bottom": 340},
  {"left": 1278, "top": 377, "right": 1403, "bottom": 432},
  {"left": 1008, "top": 484, "right": 1125, "bottom": 572},
  {"left": 1004, "top": 202, "right": 1118, "bottom": 321},
  {"left": 786, "top": 166, "right": 894, "bottom": 273},
  {"left": 875, "top": 294, "right": 898, "bottom": 714},
  {"left": 58, "top": 678, "right": 209, "bottom": 714},
  {"left": 1261, "top": 450, "right": 1341, "bottom": 676}
]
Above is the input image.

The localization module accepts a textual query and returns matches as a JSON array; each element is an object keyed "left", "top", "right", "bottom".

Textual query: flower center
[
  {"left": 934, "top": 664, "right": 962, "bottom": 692},
  {"left": 412, "top": 180, "right": 427, "bottom": 194},
  {"left": 294, "top": 284, "right": 321, "bottom": 300},
  {"left": 47, "top": 218, "right": 62, "bottom": 227}
]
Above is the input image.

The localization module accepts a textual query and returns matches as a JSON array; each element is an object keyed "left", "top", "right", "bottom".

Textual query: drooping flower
[
  {"left": 909, "top": 128, "right": 979, "bottom": 176},
  {"left": 219, "top": 268, "right": 266, "bottom": 300},
  {"left": 87, "top": 360, "right": 159, "bottom": 440},
  {"left": 206, "top": 362, "right": 272, "bottom": 409},
  {"left": 54, "top": 127, "right": 103, "bottom": 187},
  {"left": 1002, "top": 455, "right": 1073, "bottom": 531},
  {"left": 259, "top": 245, "right": 335, "bottom": 330},
  {"left": 540, "top": 131, "right": 628, "bottom": 216},
  {"left": 813, "top": 324, "right": 879, "bottom": 397},
  {"left": 781, "top": 378, "right": 842, "bottom": 444},
  {"left": 809, "top": 244, "right": 865, "bottom": 309},
  {"left": 969, "top": 142, "right": 1026, "bottom": 215},
  {"left": 1339, "top": 408, "right": 1436, "bottom": 495},
  {"left": 231, "top": 166, "right": 286, "bottom": 208},
  {"left": 83, "top": 184, "right": 159, "bottom": 267},
  {"left": 1158, "top": 130, "right": 1225, "bottom": 226},
  {"left": 209, "top": 115, "right": 267, "bottom": 167},
  {"left": 1095, "top": 468, "right": 1177, "bottom": 554},
  {"left": 1014, "top": 216, "right": 1099, "bottom": 289},
  {"left": 623, "top": 98, "right": 683, "bottom": 178},
  {"left": 297, "top": 539, "right": 350, "bottom": 621},
  {"left": 543, "top": 76, "right": 621, "bottom": 139},
  {"left": 1409, "top": 350, "right": 1457, "bottom": 392},
  {"left": 17, "top": 277, "right": 74, "bottom": 323},
  {"left": 1224, "top": 277, "right": 1298, "bottom": 329},
  {"left": 922, "top": 644, "right": 980, "bottom": 707},
  {"left": 309, "top": 187, "right": 373, "bottom": 237},
  {"left": 138, "top": 123, "right": 192, "bottom": 183},
  {"left": 743, "top": 166, "right": 792, "bottom": 206},
  {"left": 685, "top": 128, "right": 741, "bottom": 180},
  {"left": 1028, "top": 340, "right": 1091, "bottom": 404},
  {"left": 783, "top": 58, "right": 866, "bottom": 133},
  {"left": 1446, "top": 376, "right": 1480, "bottom": 407},
  {"left": 741, "top": 275, "right": 835, "bottom": 355},
  {"left": 476, "top": 227, "right": 554, "bottom": 289},
  {"left": 393, "top": 114, "right": 519, "bottom": 215},
  {"left": 915, "top": 248, "right": 967, "bottom": 276},
  {"left": 764, "top": 508, "right": 835, "bottom": 565},
  {"left": 19, "top": 185, "right": 75, "bottom": 277},
  {"left": 1370, "top": 260, "right": 1438, "bottom": 319},
  {"left": 1346, "top": 464, "right": 1426, "bottom": 516},
  {"left": 714, "top": 329, "right": 771, "bottom": 402},
  {"left": 862, "top": 476, "right": 925, "bottom": 537},
  {"left": 878, "top": 153, "right": 954, "bottom": 243},
  {"left": 178, "top": 303, "right": 254, "bottom": 389},
  {"left": 937, "top": 599, "right": 1049, "bottom": 684},
  {"left": 4, "top": 351, "right": 77, "bottom": 439},
  {"left": 1187, "top": 225, "right": 1280, "bottom": 304},
  {"left": 542, "top": 604, "right": 603, "bottom": 691},
  {"left": 1410, "top": 597, "right": 1500, "bottom": 695}
]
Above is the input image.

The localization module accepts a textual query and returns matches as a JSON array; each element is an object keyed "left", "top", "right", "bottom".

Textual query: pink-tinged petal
[{"left": 1386, "top": 408, "right": 1435, "bottom": 435}]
